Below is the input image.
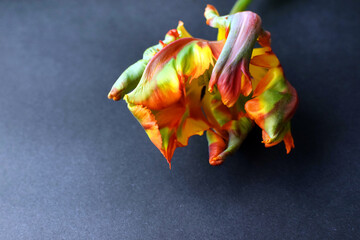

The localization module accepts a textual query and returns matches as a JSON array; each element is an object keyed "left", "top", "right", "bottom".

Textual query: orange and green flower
[{"left": 108, "top": 0, "right": 298, "bottom": 167}]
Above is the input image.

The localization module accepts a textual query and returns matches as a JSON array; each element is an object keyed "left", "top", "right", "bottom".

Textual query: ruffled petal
[
  {"left": 126, "top": 99, "right": 210, "bottom": 167},
  {"left": 212, "top": 58, "right": 252, "bottom": 107},
  {"left": 201, "top": 92, "right": 233, "bottom": 128},
  {"left": 204, "top": 4, "right": 229, "bottom": 41},
  {"left": 251, "top": 51, "right": 279, "bottom": 69},
  {"left": 127, "top": 103, "right": 162, "bottom": 152},
  {"left": 126, "top": 38, "right": 215, "bottom": 109},
  {"left": 205, "top": 7, "right": 263, "bottom": 107},
  {"left": 245, "top": 52, "right": 298, "bottom": 152},
  {"left": 109, "top": 22, "right": 193, "bottom": 101},
  {"left": 262, "top": 122, "right": 294, "bottom": 154},
  {"left": 176, "top": 21, "right": 192, "bottom": 38},
  {"left": 124, "top": 38, "right": 221, "bottom": 165},
  {"left": 248, "top": 47, "right": 281, "bottom": 92},
  {"left": 206, "top": 129, "right": 227, "bottom": 165},
  {"left": 108, "top": 59, "right": 147, "bottom": 101},
  {"left": 205, "top": 114, "right": 253, "bottom": 165}
]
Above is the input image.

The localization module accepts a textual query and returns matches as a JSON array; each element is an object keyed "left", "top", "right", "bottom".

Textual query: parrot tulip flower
[{"left": 108, "top": 0, "right": 298, "bottom": 167}]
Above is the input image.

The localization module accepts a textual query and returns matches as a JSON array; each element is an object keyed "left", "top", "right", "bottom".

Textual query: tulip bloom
[{"left": 108, "top": 1, "right": 298, "bottom": 167}]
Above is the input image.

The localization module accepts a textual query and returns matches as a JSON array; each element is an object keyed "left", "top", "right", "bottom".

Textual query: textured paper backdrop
[{"left": 0, "top": 0, "right": 359, "bottom": 239}]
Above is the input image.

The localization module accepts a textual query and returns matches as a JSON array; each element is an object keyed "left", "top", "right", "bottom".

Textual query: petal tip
[
  {"left": 108, "top": 88, "right": 123, "bottom": 101},
  {"left": 209, "top": 156, "right": 224, "bottom": 166}
]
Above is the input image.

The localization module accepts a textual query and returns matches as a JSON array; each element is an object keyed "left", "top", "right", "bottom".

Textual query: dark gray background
[{"left": 0, "top": 0, "right": 359, "bottom": 239}]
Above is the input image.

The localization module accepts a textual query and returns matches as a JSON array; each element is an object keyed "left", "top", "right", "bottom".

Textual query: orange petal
[
  {"left": 283, "top": 130, "right": 295, "bottom": 154},
  {"left": 250, "top": 52, "right": 280, "bottom": 68},
  {"left": 216, "top": 58, "right": 252, "bottom": 107},
  {"left": 206, "top": 129, "right": 227, "bottom": 165},
  {"left": 127, "top": 103, "right": 162, "bottom": 152}
]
